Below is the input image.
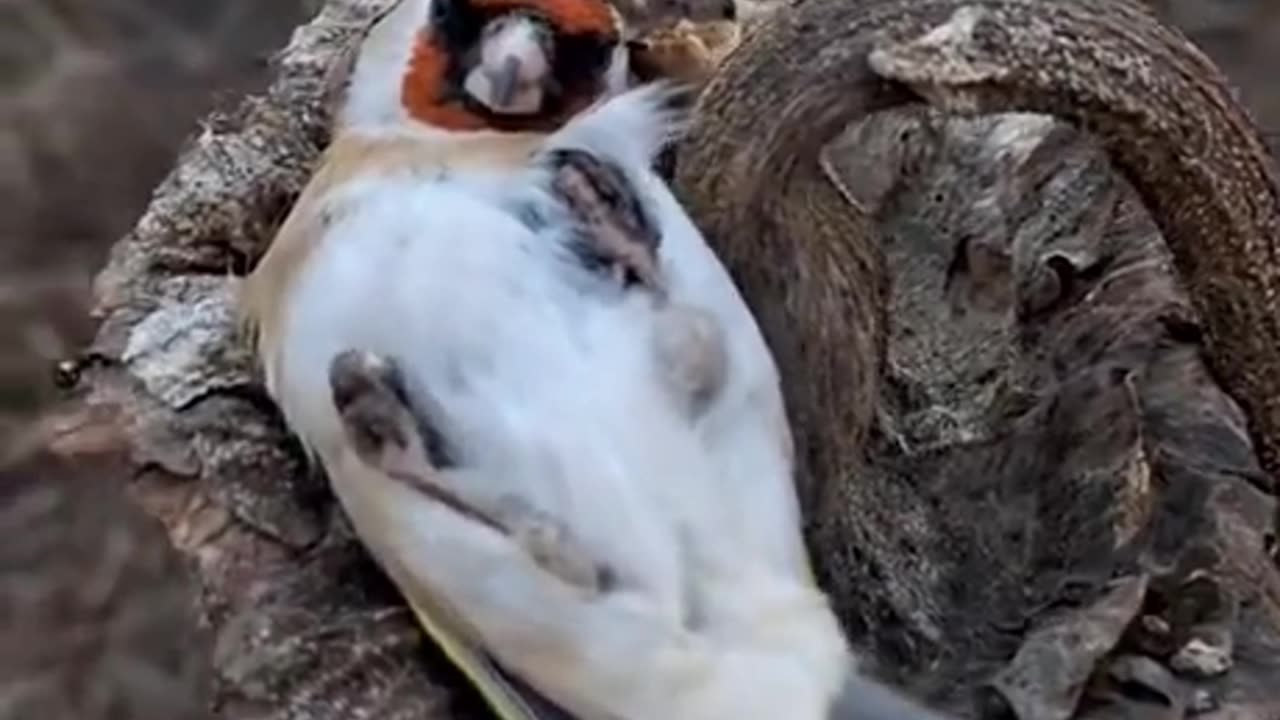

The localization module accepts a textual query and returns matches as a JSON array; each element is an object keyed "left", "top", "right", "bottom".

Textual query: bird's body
[
  {"left": 241, "top": 0, "right": 866, "bottom": 717},
  {"left": 248, "top": 81, "right": 849, "bottom": 718}
]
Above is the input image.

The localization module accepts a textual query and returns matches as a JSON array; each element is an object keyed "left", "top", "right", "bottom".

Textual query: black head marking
[
  {"left": 417, "top": 0, "right": 622, "bottom": 131},
  {"left": 427, "top": 0, "right": 484, "bottom": 47}
]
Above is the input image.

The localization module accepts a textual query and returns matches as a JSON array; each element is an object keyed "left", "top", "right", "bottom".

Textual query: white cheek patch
[{"left": 463, "top": 69, "right": 496, "bottom": 107}]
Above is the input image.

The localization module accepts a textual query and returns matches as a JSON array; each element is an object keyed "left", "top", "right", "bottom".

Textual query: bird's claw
[
  {"left": 652, "top": 304, "right": 728, "bottom": 419},
  {"left": 548, "top": 147, "right": 666, "bottom": 297},
  {"left": 545, "top": 149, "right": 731, "bottom": 418},
  {"left": 496, "top": 495, "right": 613, "bottom": 593},
  {"left": 329, "top": 349, "right": 415, "bottom": 465},
  {"left": 329, "top": 349, "right": 611, "bottom": 593}
]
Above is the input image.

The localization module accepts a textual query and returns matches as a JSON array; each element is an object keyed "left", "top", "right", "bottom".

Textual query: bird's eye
[{"left": 430, "top": 0, "right": 452, "bottom": 23}]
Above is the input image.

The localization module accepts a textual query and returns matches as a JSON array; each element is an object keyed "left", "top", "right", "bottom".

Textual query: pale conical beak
[{"left": 487, "top": 55, "right": 522, "bottom": 110}]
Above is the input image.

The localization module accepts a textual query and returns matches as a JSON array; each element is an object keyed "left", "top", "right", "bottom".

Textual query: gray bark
[{"left": 26, "top": 1, "right": 1278, "bottom": 718}]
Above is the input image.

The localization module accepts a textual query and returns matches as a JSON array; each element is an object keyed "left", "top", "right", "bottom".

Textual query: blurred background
[
  {"left": 0, "top": 0, "right": 1277, "bottom": 445},
  {"left": 0, "top": 0, "right": 318, "bottom": 441}
]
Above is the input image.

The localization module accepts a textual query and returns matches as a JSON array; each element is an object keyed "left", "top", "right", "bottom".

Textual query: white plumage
[
  {"left": 242, "top": 1, "right": 856, "bottom": 717},
  {"left": 259, "top": 84, "right": 848, "bottom": 719}
]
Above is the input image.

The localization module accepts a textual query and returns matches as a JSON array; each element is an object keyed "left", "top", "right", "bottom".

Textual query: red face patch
[
  {"left": 401, "top": 32, "right": 492, "bottom": 131},
  {"left": 399, "top": 0, "right": 619, "bottom": 133}
]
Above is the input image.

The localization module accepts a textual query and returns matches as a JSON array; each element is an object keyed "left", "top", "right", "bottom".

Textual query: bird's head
[
  {"left": 343, "top": 0, "right": 627, "bottom": 132},
  {"left": 459, "top": 11, "right": 560, "bottom": 116}
]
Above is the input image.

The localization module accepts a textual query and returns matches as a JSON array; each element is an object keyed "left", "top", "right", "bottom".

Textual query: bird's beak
[
  {"left": 466, "top": 21, "right": 549, "bottom": 115},
  {"left": 487, "top": 55, "right": 522, "bottom": 110}
]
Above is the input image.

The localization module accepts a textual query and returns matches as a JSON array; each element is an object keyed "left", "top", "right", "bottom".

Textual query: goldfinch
[{"left": 240, "top": 0, "right": 946, "bottom": 718}]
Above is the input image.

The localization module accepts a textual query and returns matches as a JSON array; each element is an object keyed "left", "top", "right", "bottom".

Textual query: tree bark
[{"left": 32, "top": 0, "right": 1279, "bottom": 718}]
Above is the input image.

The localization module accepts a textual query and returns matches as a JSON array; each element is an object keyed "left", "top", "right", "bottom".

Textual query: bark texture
[{"left": 34, "top": 0, "right": 1280, "bottom": 718}]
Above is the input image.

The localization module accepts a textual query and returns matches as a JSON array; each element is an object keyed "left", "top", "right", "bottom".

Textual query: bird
[{"left": 239, "top": 0, "right": 948, "bottom": 718}]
